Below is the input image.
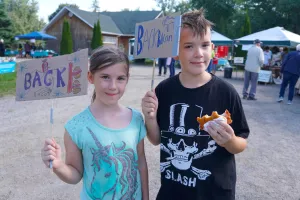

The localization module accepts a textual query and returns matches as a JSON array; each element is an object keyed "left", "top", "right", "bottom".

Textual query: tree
[
  {"left": 3, "top": 0, "right": 46, "bottom": 35},
  {"left": 95, "top": 20, "right": 103, "bottom": 47},
  {"left": 156, "top": 0, "right": 176, "bottom": 14},
  {"left": 91, "top": 23, "right": 97, "bottom": 49},
  {"left": 66, "top": 21, "right": 73, "bottom": 53},
  {"left": 241, "top": 11, "right": 251, "bottom": 36},
  {"left": 91, "top": 0, "right": 100, "bottom": 12},
  {"left": 190, "top": 0, "right": 236, "bottom": 35},
  {"left": 60, "top": 19, "right": 73, "bottom": 55},
  {"left": 48, "top": 3, "right": 79, "bottom": 22},
  {"left": 0, "top": 1, "right": 13, "bottom": 45},
  {"left": 174, "top": 1, "right": 192, "bottom": 14}
]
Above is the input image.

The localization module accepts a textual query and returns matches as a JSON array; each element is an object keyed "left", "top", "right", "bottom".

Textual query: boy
[{"left": 142, "top": 8, "right": 250, "bottom": 200}]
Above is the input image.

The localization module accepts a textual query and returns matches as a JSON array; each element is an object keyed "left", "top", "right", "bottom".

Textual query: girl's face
[{"left": 88, "top": 63, "right": 128, "bottom": 106}]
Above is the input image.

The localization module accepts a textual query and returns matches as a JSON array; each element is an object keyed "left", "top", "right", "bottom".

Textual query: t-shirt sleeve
[
  {"left": 137, "top": 112, "right": 147, "bottom": 143},
  {"left": 229, "top": 89, "right": 250, "bottom": 139},
  {"left": 64, "top": 118, "right": 83, "bottom": 150}
]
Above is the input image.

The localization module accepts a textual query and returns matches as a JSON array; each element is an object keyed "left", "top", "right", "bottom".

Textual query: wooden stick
[
  {"left": 151, "top": 58, "right": 156, "bottom": 91},
  {"left": 49, "top": 99, "right": 54, "bottom": 169}
]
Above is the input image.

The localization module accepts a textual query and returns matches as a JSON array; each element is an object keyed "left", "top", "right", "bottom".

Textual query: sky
[{"left": 38, "top": 0, "right": 160, "bottom": 22}]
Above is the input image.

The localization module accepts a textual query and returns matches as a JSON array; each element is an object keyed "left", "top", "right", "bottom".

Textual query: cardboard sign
[
  {"left": 134, "top": 15, "right": 181, "bottom": 59},
  {"left": 16, "top": 49, "right": 88, "bottom": 101},
  {"left": 258, "top": 70, "right": 272, "bottom": 83}
]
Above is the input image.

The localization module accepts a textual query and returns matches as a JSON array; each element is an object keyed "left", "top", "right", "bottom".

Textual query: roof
[
  {"left": 43, "top": 7, "right": 162, "bottom": 36},
  {"left": 101, "top": 10, "right": 162, "bottom": 35},
  {"left": 235, "top": 26, "right": 300, "bottom": 47}
]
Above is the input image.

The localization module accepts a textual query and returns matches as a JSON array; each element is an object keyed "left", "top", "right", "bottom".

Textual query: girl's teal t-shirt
[{"left": 65, "top": 107, "right": 146, "bottom": 200}]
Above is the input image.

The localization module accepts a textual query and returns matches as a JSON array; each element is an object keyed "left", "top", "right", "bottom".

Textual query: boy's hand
[
  {"left": 41, "top": 138, "right": 63, "bottom": 169},
  {"left": 206, "top": 120, "right": 235, "bottom": 147},
  {"left": 142, "top": 91, "right": 158, "bottom": 120}
]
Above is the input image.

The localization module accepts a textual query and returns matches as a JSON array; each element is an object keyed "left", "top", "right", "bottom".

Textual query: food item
[
  {"left": 197, "top": 109, "right": 232, "bottom": 130},
  {"left": 72, "top": 80, "right": 81, "bottom": 94},
  {"left": 72, "top": 66, "right": 82, "bottom": 79}
]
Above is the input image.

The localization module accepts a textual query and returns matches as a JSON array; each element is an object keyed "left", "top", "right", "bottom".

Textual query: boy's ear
[
  {"left": 87, "top": 71, "right": 94, "bottom": 84},
  {"left": 211, "top": 43, "right": 215, "bottom": 49}
]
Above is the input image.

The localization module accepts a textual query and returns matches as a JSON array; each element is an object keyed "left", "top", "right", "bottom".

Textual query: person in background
[
  {"left": 206, "top": 48, "right": 215, "bottom": 73},
  {"left": 24, "top": 41, "right": 31, "bottom": 58},
  {"left": 277, "top": 44, "right": 300, "bottom": 105},
  {"left": 271, "top": 46, "right": 281, "bottom": 67},
  {"left": 263, "top": 46, "right": 272, "bottom": 69},
  {"left": 0, "top": 39, "right": 5, "bottom": 57},
  {"left": 211, "top": 47, "right": 218, "bottom": 74},
  {"left": 242, "top": 39, "right": 264, "bottom": 100},
  {"left": 158, "top": 57, "right": 167, "bottom": 76},
  {"left": 18, "top": 44, "right": 23, "bottom": 58},
  {"left": 281, "top": 47, "right": 289, "bottom": 64},
  {"left": 168, "top": 57, "right": 176, "bottom": 77}
]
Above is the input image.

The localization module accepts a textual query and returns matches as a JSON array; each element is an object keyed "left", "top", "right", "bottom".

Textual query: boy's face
[{"left": 177, "top": 27, "right": 213, "bottom": 75}]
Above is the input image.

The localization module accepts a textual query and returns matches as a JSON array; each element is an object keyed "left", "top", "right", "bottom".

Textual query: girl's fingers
[{"left": 45, "top": 145, "right": 56, "bottom": 151}]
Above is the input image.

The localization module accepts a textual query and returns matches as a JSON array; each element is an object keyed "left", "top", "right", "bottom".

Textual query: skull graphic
[{"left": 167, "top": 138, "right": 198, "bottom": 170}]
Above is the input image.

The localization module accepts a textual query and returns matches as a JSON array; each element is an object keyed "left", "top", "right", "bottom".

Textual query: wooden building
[{"left": 42, "top": 6, "right": 162, "bottom": 55}]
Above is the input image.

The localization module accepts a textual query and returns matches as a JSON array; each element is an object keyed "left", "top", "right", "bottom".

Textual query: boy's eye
[{"left": 184, "top": 45, "right": 192, "bottom": 49}]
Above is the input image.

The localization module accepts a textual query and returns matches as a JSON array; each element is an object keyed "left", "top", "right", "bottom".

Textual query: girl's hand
[{"left": 41, "top": 138, "right": 62, "bottom": 169}]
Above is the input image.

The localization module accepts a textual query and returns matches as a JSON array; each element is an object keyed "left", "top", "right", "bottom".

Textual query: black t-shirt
[{"left": 155, "top": 74, "right": 250, "bottom": 200}]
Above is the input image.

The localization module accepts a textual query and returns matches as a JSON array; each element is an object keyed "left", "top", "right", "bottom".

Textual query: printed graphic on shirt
[
  {"left": 160, "top": 103, "right": 217, "bottom": 188},
  {"left": 87, "top": 127, "right": 139, "bottom": 199}
]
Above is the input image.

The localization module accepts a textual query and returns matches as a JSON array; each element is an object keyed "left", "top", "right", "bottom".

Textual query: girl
[{"left": 41, "top": 46, "right": 149, "bottom": 200}]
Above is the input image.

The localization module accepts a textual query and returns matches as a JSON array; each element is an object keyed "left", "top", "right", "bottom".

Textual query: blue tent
[
  {"left": 15, "top": 31, "right": 57, "bottom": 40},
  {"left": 235, "top": 27, "right": 300, "bottom": 47}
]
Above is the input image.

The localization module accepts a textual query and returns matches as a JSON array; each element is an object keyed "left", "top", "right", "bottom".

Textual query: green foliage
[
  {"left": 96, "top": 20, "right": 103, "bottom": 47},
  {"left": 60, "top": 19, "right": 73, "bottom": 55},
  {"left": 0, "top": 1, "right": 13, "bottom": 45},
  {"left": 3, "top": 0, "right": 45, "bottom": 37},
  {"left": 241, "top": 11, "right": 251, "bottom": 36},
  {"left": 91, "top": 20, "right": 103, "bottom": 49},
  {"left": 155, "top": 0, "right": 300, "bottom": 38}
]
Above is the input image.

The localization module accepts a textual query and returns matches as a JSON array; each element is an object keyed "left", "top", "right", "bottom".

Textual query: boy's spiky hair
[{"left": 181, "top": 8, "right": 214, "bottom": 37}]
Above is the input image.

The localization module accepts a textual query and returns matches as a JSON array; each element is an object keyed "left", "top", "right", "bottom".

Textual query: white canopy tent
[
  {"left": 235, "top": 26, "right": 300, "bottom": 47},
  {"left": 211, "top": 30, "right": 232, "bottom": 46}
]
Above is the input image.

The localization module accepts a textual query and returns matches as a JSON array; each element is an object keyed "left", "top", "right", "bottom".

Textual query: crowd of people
[
  {"left": 0, "top": 38, "right": 44, "bottom": 59},
  {"left": 243, "top": 39, "right": 300, "bottom": 104}
]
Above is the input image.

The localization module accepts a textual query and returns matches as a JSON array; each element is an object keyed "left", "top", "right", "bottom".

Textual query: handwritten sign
[
  {"left": 258, "top": 70, "right": 272, "bottom": 83},
  {"left": 16, "top": 49, "right": 88, "bottom": 101},
  {"left": 233, "top": 57, "right": 244, "bottom": 64},
  {"left": 134, "top": 15, "right": 181, "bottom": 59}
]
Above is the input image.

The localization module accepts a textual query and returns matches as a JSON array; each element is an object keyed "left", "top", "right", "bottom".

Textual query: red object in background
[{"left": 217, "top": 46, "right": 229, "bottom": 58}]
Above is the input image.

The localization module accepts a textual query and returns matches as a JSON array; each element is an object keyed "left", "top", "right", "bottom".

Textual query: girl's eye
[
  {"left": 101, "top": 76, "right": 109, "bottom": 80},
  {"left": 118, "top": 77, "right": 126, "bottom": 81}
]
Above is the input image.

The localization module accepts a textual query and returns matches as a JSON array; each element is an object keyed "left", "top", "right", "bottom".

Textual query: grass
[{"left": 0, "top": 72, "right": 16, "bottom": 97}]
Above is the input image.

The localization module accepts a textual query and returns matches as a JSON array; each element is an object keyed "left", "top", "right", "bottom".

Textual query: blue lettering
[
  {"left": 57, "top": 67, "right": 66, "bottom": 88},
  {"left": 137, "top": 25, "right": 144, "bottom": 55},
  {"left": 33, "top": 71, "right": 42, "bottom": 88},
  {"left": 24, "top": 73, "right": 31, "bottom": 90},
  {"left": 44, "top": 69, "right": 53, "bottom": 86}
]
